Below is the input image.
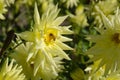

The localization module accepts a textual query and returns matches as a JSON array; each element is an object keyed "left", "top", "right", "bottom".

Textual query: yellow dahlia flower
[
  {"left": 14, "top": 3, "right": 72, "bottom": 80},
  {"left": 86, "top": 7, "right": 120, "bottom": 75},
  {"left": 0, "top": 58, "right": 26, "bottom": 80},
  {"left": 69, "top": 5, "right": 88, "bottom": 27},
  {"left": 38, "top": 0, "right": 54, "bottom": 13},
  {"left": 94, "top": 0, "right": 118, "bottom": 15},
  {"left": 66, "top": 0, "right": 79, "bottom": 8},
  {"left": 92, "top": 0, "right": 118, "bottom": 27},
  {"left": 11, "top": 41, "right": 70, "bottom": 80},
  {"left": 11, "top": 42, "right": 41, "bottom": 80},
  {"left": 61, "top": 0, "right": 79, "bottom": 8}
]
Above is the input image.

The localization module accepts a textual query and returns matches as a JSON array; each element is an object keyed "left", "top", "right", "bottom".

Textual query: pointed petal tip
[{"left": 34, "top": 3, "right": 40, "bottom": 24}]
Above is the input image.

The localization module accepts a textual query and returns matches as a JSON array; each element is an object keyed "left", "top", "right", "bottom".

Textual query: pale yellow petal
[
  {"left": 52, "top": 16, "right": 68, "bottom": 26},
  {"left": 55, "top": 40, "right": 73, "bottom": 50},
  {"left": 60, "top": 26, "right": 73, "bottom": 34},
  {"left": 18, "top": 31, "right": 34, "bottom": 42},
  {"left": 34, "top": 3, "right": 40, "bottom": 25},
  {"left": 59, "top": 36, "right": 72, "bottom": 42}
]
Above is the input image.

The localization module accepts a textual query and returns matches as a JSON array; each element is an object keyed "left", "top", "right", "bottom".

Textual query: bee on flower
[{"left": 12, "top": 3, "right": 73, "bottom": 80}]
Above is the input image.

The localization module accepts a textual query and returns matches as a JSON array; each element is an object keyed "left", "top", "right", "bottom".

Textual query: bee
[{"left": 49, "top": 33, "right": 56, "bottom": 41}]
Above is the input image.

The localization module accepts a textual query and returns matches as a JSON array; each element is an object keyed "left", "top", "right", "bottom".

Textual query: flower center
[
  {"left": 48, "top": 33, "right": 56, "bottom": 41},
  {"left": 44, "top": 28, "right": 58, "bottom": 44},
  {"left": 112, "top": 33, "right": 120, "bottom": 44}
]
